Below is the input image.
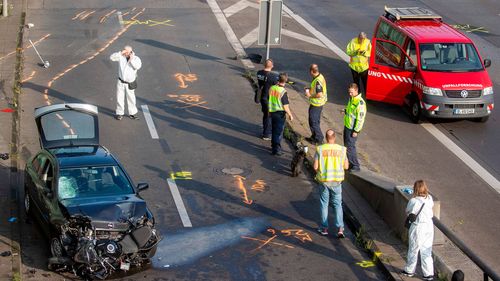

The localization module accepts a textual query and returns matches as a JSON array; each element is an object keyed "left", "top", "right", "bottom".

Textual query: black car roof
[{"left": 49, "top": 145, "right": 118, "bottom": 168}]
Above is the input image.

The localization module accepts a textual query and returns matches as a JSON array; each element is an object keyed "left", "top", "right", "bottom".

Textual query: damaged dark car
[{"left": 24, "top": 103, "right": 160, "bottom": 280}]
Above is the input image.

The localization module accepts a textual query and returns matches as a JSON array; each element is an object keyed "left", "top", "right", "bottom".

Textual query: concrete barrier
[{"left": 346, "top": 170, "right": 444, "bottom": 245}]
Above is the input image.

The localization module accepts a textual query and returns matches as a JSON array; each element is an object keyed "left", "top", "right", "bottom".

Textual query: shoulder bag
[{"left": 404, "top": 202, "right": 425, "bottom": 229}]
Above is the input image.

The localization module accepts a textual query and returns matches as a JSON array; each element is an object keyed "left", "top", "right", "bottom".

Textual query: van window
[
  {"left": 406, "top": 40, "right": 417, "bottom": 65},
  {"left": 419, "top": 43, "right": 483, "bottom": 72},
  {"left": 375, "top": 40, "right": 405, "bottom": 68},
  {"left": 376, "top": 20, "right": 406, "bottom": 46}
]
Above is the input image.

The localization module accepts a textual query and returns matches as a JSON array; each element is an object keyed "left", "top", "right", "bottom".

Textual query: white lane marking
[
  {"left": 239, "top": 27, "right": 326, "bottom": 49},
  {"left": 282, "top": 29, "right": 326, "bottom": 48},
  {"left": 141, "top": 105, "right": 159, "bottom": 139},
  {"left": 240, "top": 27, "right": 259, "bottom": 48},
  {"left": 282, "top": 5, "right": 350, "bottom": 62},
  {"left": 421, "top": 124, "right": 500, "bottom": 192},
  {"left": 223, "top": 0, "right": 250, "bottom": 18},
  {"left": 207, "top": 0, "right": 254, "bottom": 69},
  {"left": 167, "top": 178, "right": 193, "bottom": 227},
  {"left": 283, "top": 4, "right": 500, "bottom": 191}
]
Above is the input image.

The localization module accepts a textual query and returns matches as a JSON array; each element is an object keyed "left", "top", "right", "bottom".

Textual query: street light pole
[
  {"left": 2, "top": 0, "right": 8, "bottom": 17},
  {"left": 265, "top": 0, "right": 273, "bottom": 60}
]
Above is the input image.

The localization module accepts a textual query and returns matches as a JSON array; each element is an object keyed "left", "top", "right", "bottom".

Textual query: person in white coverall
[
  {"left": 402, "top": 180, "right": 435, "bottom": 281},
  {"left": 110, "top": 45, "right": 142, "bottom": 120}
]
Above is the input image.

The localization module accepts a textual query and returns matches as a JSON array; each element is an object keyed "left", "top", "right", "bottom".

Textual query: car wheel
[
  {"left": 50, "top": 237, "right": 65, "bottom": 258},
  {"left": 24, "top": 189, "right": 33, "bottom": 216},
  {"left": 409, "top": 97, "right": 421, "bottom": 124}
]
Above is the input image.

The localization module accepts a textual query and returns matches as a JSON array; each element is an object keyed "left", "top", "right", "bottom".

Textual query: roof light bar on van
[{"left": 384, "top": 6, "right": 442, "bottom": 21}]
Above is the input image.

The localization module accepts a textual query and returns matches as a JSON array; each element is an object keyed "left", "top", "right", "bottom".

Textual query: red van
[{"left": 366, "top": 7, "right": 494, "bottom": 123}]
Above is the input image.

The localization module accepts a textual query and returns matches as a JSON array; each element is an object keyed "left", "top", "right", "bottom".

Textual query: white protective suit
[
  {"left": 110, "top": 51, "right": 142, "bottom": 116},
  {"left": 404, "top": 195, "right": 434, "bottom": 276}
]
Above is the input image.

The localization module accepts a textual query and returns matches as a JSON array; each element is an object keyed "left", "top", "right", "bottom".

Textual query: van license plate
[{"left": 453, "top": 108, "right": 475, "bottom": 115}]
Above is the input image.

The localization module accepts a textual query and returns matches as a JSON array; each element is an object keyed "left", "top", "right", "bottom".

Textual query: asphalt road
[
  {"left": 282, "top": 0, "right": 500, "bottom": 273},
  {"left": 17, "top": 0, "right": 385, "bottom": 280}
]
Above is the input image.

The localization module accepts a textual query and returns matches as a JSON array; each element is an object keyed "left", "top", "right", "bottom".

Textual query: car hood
[
  {"left": 420, "top": 70, "right": 492, "bottom": 90},
  {"left": 62, "top": 195, "right": 148, "bottom": 228}
]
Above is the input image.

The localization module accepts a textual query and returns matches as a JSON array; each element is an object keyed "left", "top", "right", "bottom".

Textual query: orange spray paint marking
[
  {"left": 234, "top": 175, "right": 253, "bottom": 205},
  {"left": 0, "top": 34, "right": 51, "bottom": 63},
  {"left": 79, "top": 10, "right": 96, "bottom": 20},
  {"left": 72, "top": 10, "right": 87, "bottom": 20},
  {"left": 174, "top": 73, "right": 198, "bottom": 88},
  {"left": 21, "top": 71, "right": 36, "bottom": 83},
  {"left": 99, "top": 9, "right": 117, "bottom": 23},
  {"left": 241, "top": 236, "right": 295, "bottom": 249},
  {"left": 42, "top": 9, "right": 145, "bottom": 103},
  {"left": 281, "top": 229, "right": 313, "bottom": 243},
  {"left": 251, "top": 180, "right": 266, "bottom": 192}
]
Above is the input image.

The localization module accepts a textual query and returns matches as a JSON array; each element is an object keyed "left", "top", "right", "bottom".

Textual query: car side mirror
[
  {"left": 484, "top": 59, "right": 491, "bottom": 68},
  {"left": 137, "top": 183, "right": 149, "bottom": 192},
  {"left": 405, "top": 61, "right": 417, "bottom": 72}
]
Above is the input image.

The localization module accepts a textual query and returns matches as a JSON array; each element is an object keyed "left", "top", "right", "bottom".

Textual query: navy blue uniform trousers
[{"left": 271, "top": 111, "right": 286, "bottom": 154}]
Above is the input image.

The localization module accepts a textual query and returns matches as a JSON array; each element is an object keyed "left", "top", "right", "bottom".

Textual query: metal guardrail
[{"left": 433, "top": 217, "right": 500, "bottom": 281}]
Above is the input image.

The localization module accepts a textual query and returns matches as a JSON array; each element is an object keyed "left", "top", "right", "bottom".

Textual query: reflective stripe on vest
[
  {"left": 316, "top": 144, "right": 346, "bottom": 182},
  {"left": 268, "top": 85, "right": 286, "bottom": 112},
  {"left": 309, "top": 74, "right": 327, "bottom": 107},
  {"left": 348, "top": 38, "right": 371, "bottom": 73}
]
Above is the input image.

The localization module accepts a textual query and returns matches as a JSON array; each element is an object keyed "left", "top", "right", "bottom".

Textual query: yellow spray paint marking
[
  {"left": 234, "top": 175, "right": 253, "bottom": 205},
  {"left": 174, "top": 73, "right": 198, "bottom": 88},
  {"left": 122, "top": 19, "right": 174, "bottom": 27},
  {"left": 170, "top": 171, "right": 192, "bottom": 180},
  {"left": 452, "top": 24, "right": 489, "bottom": 33},
  {"left": 251, "top": 180, "right": 266, "bottom": 192},
  {"left": 356, "top": 260, "right": 376, "bottom": 268}
]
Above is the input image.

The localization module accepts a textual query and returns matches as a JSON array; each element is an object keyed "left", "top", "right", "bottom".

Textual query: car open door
[
  {"left": 34, "top": 103, "right": 99, "bottom": 149},
  {"left": 366, "top": 38, "right": 416, "bottom": 105}
]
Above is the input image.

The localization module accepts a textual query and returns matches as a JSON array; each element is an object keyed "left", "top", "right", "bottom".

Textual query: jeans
[
  {"left": 319, "top": 181, "right": 344, "bottom": 229},
  {"left": 351, "top": 69, "right": 368, "bottom": 94},
  {"left": 308, "top": 105, "right": 324, "bottom": 143},
  {"left": 261, "top": 100, "right": 272, "bottom": 137},
  {"left": 343, "top": 127, "right": 360, "bottom": 170},
  {"left": 271, "top": 111, "right": 286, "bottom": 154}
]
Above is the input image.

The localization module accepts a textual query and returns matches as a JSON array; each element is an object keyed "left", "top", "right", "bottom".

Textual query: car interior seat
[
  {"left": 420, "top": 46, "right": 439, "bottom": 65},
  {"left": 440, "top": 47, "right": 458, "bottom": 64}
]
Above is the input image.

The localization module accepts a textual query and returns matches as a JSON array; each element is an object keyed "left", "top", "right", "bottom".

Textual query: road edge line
[
  {"left": 421, "top": 123, "right": 500, "bottom": 192},
  {"left": 206, "top": 0, "right": 255, "bottom": 69},
  {"left": 167, "top": 178, "right": 193, "bottom": 227}
]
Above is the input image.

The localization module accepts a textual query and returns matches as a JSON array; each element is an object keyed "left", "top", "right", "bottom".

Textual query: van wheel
[
  {"left": 50, "top": 237, "right": 65, "bottom": 258},
  {"left": 409, "top": 98, "right": 421, "bottom": 124},
  {"left": 473, "top": 116, "right": 489, "bottom": 123}
]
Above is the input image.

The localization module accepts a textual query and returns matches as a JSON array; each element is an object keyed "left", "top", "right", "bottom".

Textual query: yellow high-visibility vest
[
  {"left": 346, "top": 37, "right": 372, "bottom": 73},
  {"left": 316, "top": 143, "right": 346, "bottom": 182},
  {"left": 309, "top": 74, "right": 327, "bottom": 107},
  {"left": 268, "top": 85, "right": 286, "bottom": 112},
  {"left": 344, "top": 94, "right": 366, "bottom": 132}
]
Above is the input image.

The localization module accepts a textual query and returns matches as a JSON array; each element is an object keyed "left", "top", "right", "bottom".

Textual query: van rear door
[{"left": 366, "top": 38, "right": 415, "bottom": 105}]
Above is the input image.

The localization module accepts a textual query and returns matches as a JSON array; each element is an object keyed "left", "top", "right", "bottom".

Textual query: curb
[{"left": 10, "top": 0, "right": 27, "bottom": 279}]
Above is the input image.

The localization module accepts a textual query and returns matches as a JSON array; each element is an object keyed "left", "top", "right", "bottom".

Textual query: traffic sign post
[{"left": 258, "top": 0, "right": 282, "bottom": 60}]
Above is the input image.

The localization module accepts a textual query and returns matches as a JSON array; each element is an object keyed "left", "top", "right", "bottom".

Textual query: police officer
[
  {"left": 256, "top": 59, "right": 279, "bottom": 140},
  {"left": 314, "top": 129, "right": 349, "bottom": 238},
  {"left": 305, "top": 64, "right": 327, "bottom": 145},
  {"left": 346, "top": 32, "right": 372, "bottom": 93},
  {"left": 343, "top": 83, "right": 366, "bottom": 171},
  {"left": 269, "top": 73, "right": 294, "bottom": 156}
]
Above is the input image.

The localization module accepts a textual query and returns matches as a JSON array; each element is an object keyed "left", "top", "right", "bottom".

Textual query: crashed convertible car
[{"left": 24, "top": 103, "right": 160, "bottom": 280}]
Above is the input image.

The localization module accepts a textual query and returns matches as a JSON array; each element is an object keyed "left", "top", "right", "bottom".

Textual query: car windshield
[
  {"left": 419, "top": 43, "right": 483, "bottom": 72},
  {"left": 58, "top": 166, "right": 134, "bottom": 200}
]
